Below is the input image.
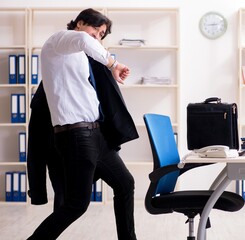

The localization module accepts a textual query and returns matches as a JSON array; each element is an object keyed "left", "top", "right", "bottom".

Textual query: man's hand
[{"left": 111, "top": 63, "right": 130, "bottom": 84}]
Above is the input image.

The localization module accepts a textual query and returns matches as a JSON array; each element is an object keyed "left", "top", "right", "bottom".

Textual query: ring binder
[
  {"left": 9, "top": 55, "right": 17, "bottom": 84},
  {"left": 19, "top": 132, "right": 26, "bottom": 162},
  {"left": 18, "top": 55, "right": 26, "bottom": 84},
  {"left": 11, "top": 94, "right": 18, "bottom": 123},
  {"left": 31, "top": 55, "right": 39, "bottom": 84}
]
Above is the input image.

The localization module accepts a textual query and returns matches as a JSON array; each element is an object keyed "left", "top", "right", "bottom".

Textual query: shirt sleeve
[{"left": 52, "top": 30, "right": 110, "bottom": 65}]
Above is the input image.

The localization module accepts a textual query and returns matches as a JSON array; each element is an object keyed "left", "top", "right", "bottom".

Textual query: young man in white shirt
[{"left": 27, "top": 8, "right": 137, "bottom": 240}]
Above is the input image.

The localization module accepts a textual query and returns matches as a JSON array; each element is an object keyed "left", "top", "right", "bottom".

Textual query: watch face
[{"left": 199, "top": 12, "right": 227, "bottom": 39}]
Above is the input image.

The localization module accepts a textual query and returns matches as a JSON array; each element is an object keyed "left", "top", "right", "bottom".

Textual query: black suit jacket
[{"left": 27, "top": 59, "right": 139, "bottom": 205}]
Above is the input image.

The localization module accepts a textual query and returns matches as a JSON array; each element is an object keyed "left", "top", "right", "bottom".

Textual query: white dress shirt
[{"left": 41, "top": 30, "right": 110, "bottom": 126}]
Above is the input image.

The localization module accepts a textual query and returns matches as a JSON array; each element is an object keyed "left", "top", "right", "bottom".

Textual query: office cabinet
[
  {"left": 104, "top": 8, "right": 180, "bottom": 201},
  {"left": 0, "top": 8, "right": 28, "bottom": 204}
]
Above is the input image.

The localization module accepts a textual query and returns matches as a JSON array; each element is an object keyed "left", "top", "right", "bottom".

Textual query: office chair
[{"left": 143, "top": 113, "right": 244, "bottom": 240}]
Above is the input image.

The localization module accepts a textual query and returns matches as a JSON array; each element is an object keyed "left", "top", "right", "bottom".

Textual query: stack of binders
[
  {"left": 9, "top": 54, "right": 39, "bottom": 84},
  {"left": 5, "top": 171, "right": 26, "bottom": 202},
  {"left": 11, "top": 93, "right": 26, "bottom": 123},
  {"left": 9, "top": 55, "right": 26, "bottom": 84}
]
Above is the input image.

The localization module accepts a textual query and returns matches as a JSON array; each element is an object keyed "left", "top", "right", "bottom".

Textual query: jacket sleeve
[{"left": 88, "top": 57, "right": 139, "bottom": 150}]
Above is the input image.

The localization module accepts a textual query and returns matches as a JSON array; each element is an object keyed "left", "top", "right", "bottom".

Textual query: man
[{"left": 27, "top": 8, "right": 138, "bottom": 240}]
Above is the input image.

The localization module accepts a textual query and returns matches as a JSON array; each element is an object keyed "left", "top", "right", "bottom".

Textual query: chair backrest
[{"left": 144, "top": 114, "right": 180, "bottom": 194}]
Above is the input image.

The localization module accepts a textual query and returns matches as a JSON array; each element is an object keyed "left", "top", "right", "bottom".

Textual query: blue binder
[
  {"left": 5, "top": 172, "right": 13, "bottom": 202},
  {"left": 91, "top": 183, "right": 95, "bottom": 201},
  {"left": 18, "top": 55, "right": 25, "bottom": 84},
  {"left": 19, "top": 172, "right": 26, "bottom": 202},
  {"left": 31, "top": 55, "right": 39, "bottom": 84},
  {"left": 95, "top": 179, "right": 102, "bottom": 202},
  {"left": 19, "top": 132, "right": 26, "bottom": 162},
  {"left": 18, "top": 94, "right": 26, "bottom": 123},
  {"left": 9, "top": 55, "right": 17, "bottom": 84},
  {"left": 12, "top": 172, "right": 20, "bottom": 201},
  {"left": 11, "top": 94, "right": 18, "bottom": 123}
]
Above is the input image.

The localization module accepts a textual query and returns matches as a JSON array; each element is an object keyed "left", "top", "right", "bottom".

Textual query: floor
[{"left": 1, "top": 201, "right": 245, "bottom": 240}]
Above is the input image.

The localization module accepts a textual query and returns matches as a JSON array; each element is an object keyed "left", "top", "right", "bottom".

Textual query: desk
[{"left": 183, "top": 155, "right": 245, "bottom": 240}]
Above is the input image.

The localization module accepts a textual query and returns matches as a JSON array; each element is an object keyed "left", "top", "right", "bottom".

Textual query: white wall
[{"left": 3, "top": 0, "right": 245, "bottom": 190}]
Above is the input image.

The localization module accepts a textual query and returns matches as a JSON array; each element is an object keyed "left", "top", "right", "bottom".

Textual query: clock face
[{"left": 199, "top": 12, "right": 227, "bottom": 39}]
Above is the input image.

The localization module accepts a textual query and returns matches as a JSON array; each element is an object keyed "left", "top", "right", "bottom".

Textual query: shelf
[
  {"left": 0, "top": 123, "right": 27, "bottom": 127},
  {"left": 0, "top": 84, "right": 27, "bottom": 88},
  {"left": 124, "top": 161, "right": 153, "bottom": 166},
  {"left": 0, "top": 45, "right": 27, "bottom": 49},
  {"left": 0, "top": 201, "right": 27, "bottom": 205},
  {"left": 0, "top": 162, "right": 26, "bottom": 166},
  {"left": 119, "top": 84, "right": 178, "bottom": 89},
  {"left": 134, "top": 122, "right": 178, "bottom": 127},
  {"left": 107, "top": 45, "right": 179, "bottom": 50}
]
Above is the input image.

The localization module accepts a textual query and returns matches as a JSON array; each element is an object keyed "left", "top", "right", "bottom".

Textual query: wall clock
[{"left": 199, "top": 12, "right": 227, "bottom": 40}]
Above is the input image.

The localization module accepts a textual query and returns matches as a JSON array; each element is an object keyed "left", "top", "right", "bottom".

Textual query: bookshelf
[
  {"left": 0, "top": 7, "right": 180, "bottom": 204},
  {"left": 0, "top": 8, "right": 28, "bottom": 204},
  {"left": 104, "top": 8, "right": 180, "bottom": 201}
]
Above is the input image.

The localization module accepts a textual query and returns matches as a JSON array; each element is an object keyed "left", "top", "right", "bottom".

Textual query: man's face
[{"left": 76, "top": 21, "right": 106, "bottom": 40}]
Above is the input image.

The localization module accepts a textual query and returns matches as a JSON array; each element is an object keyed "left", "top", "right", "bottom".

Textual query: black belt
[{"left": 54, "top": 121, "right": 100, "bottom": 133}]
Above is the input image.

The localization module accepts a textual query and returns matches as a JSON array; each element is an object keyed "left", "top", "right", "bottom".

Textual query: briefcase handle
[{"left": 204, "top": 97, "right": 221, "bottom": 104}]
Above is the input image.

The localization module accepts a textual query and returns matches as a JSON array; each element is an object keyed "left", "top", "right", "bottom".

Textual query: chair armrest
[{"left": 149, "top": 163, "right": 212, "bottom": 183}]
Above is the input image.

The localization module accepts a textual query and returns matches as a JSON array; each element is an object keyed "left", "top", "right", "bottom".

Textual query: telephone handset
[{"left": 194, "top": 145, "right": 239, "bottom": 158}]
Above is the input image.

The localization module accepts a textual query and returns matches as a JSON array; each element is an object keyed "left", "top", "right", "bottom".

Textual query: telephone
[{"left": 194, "top": 145, "right": 239, "bottom": 158}]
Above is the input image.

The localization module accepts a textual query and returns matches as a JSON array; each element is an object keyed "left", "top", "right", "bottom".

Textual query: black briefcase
[{"left": 187, "top": 97, "right": 239, "bottom": 150}]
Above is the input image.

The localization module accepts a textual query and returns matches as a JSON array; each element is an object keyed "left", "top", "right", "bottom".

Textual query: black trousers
[{"left": 27, "top": 126, "right": 137, "bottom": 240}]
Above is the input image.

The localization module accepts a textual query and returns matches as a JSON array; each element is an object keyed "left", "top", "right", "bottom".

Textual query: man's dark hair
[{"left": 67, "top": 8, "right": 112, "bottom": 39}]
